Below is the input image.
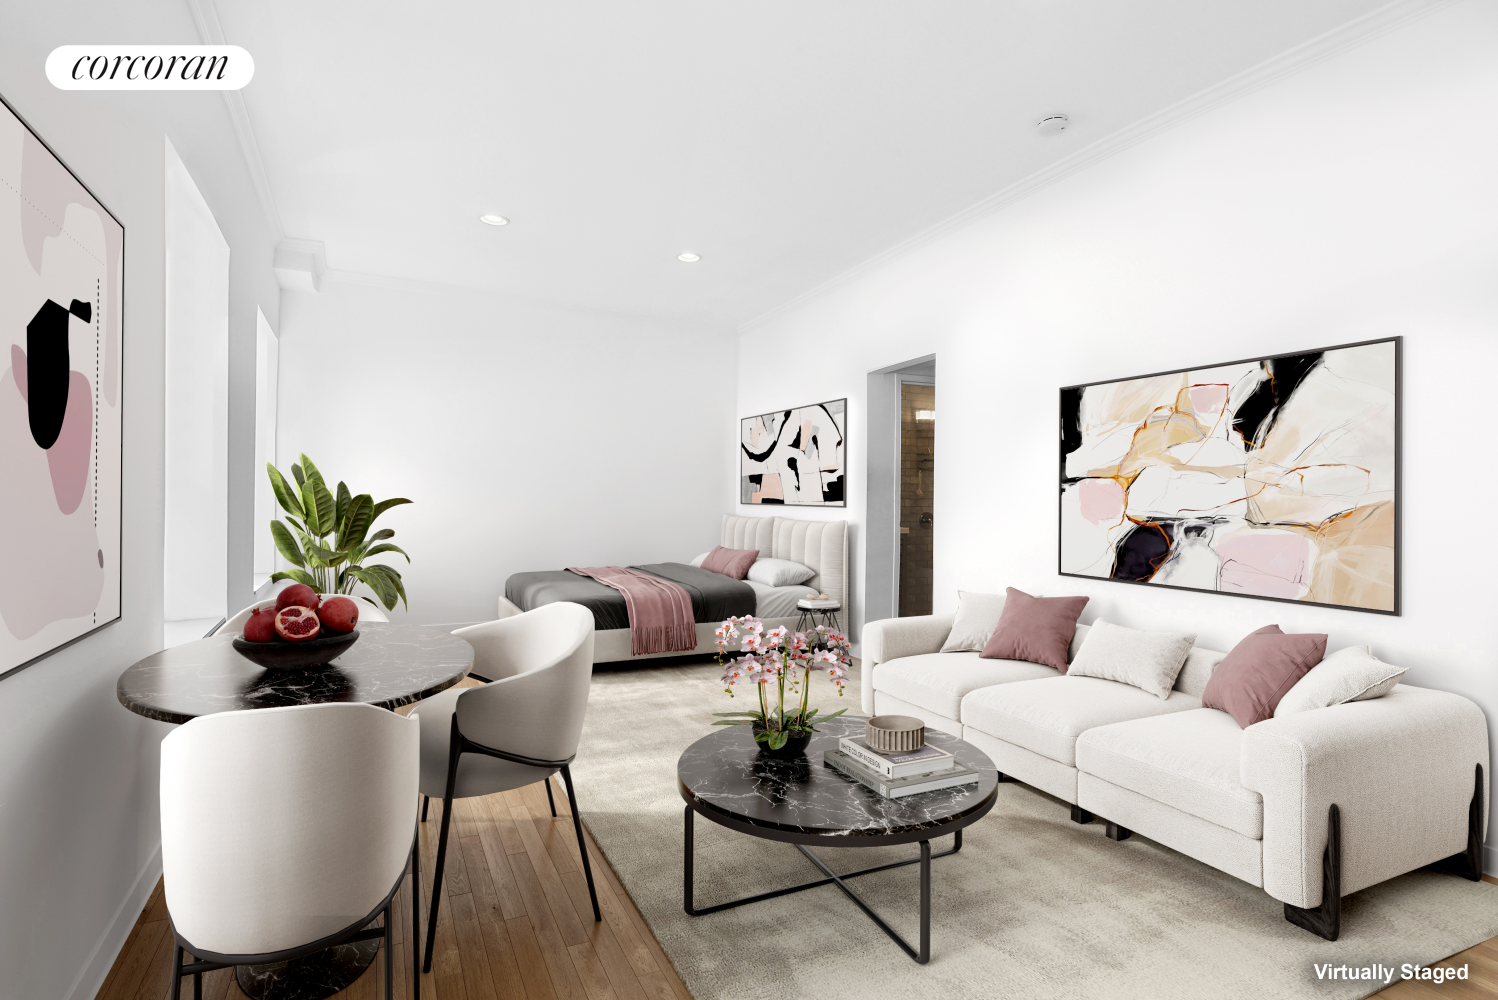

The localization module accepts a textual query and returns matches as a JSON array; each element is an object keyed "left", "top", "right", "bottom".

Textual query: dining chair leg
[
  {"left": 560, "top": 764, "right": 601, "bottom": 922},
  {"left": 384, "top": 898, "right": 394, "bottom": 1000},
  {"left": 411, "top": 832, "right": 421, "bottom": 999},
  {"left": 545, "top": 777, "right": 557, "bottom": 817},
  {"left": 194, "top": 963, "right": 202, "bottom": 1000},
  {"left": 421, "top": 794, "right": 429, "bottom": 822},
  {"left": 169, "top": 944, "right": 184, "bottom": 1000},
  {"left": 423, "top": 719, "right": 462, "bottom": 973}
]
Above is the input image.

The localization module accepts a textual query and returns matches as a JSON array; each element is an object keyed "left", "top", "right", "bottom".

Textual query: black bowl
[{"left": 231, "top": 629, "right": 360, "bottom": 669}]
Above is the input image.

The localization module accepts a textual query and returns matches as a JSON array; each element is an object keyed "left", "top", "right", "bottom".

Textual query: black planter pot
[{"left": 752, "top": 722, "right": 813, "bottom": 759}]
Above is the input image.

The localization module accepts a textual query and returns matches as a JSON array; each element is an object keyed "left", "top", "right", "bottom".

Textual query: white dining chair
[
  {"left": 413, "top": 602, "right": 596, "bottom": 972},
  {"left": 159, "top": 702, "right": 420, "bottom": 1000},
  {"left": 216, "top": 593, "right": 390, "bottom": 635}
]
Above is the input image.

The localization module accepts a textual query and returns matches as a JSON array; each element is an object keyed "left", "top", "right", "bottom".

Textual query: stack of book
[{"left": 824, "top": 734, "right": 980, "bottom": 799}]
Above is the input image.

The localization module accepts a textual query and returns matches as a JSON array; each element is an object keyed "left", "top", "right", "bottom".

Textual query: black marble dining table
[{"left": 116, "top": 621, "right": 474, "bottom": 724}]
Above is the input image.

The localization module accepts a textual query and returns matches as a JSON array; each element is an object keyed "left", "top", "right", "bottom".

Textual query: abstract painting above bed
[
  {"left": 740, "top": 397, "right": 846, "bottom": 506},
  {"left": 1059, "top": 338, "right": 1400, "bottom": 615}
]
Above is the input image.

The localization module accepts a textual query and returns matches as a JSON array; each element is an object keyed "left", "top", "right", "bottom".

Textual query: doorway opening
[
  {"left": 898, "top": 377, "right": 935, "bottom": 616},
  {"left": 863, "top": 355, "right": 935, "bottom": 626}
]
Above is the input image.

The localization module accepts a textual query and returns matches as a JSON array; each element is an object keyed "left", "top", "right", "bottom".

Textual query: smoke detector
[{"left": 1035, "top": 115, "right": 1069, "bottom": 136}]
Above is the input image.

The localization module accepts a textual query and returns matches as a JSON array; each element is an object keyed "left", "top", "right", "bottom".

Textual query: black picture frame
[
  {"left": 0, "top": 90, "right": 126, "bottom": 682},
  {"left": 740, "top": 397, "right": 848, "bottom": 507},
  {"left": 1058, "top": 337, "right": 1401, "bottom": 616}
]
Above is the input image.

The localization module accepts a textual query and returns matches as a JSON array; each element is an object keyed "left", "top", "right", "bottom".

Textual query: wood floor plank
[
  {"left": 475, "top": 807, "right": 528, "bottom": 921},
  {"left": 585, "top": 850, "right": 691, "bottom": 1000},
  {"left": 575, "top": 917, "right": 646, "bottom": 1000},
  {"left": 448, "top": 891, "right": 500, "bottom": 1000},
  {"left": 565, "top": 943, "right": 618, "bottom": 1000},
  {"left": 505, "top": 916, "right": 560, "bottom": 1000},
  {"left": 485, "top": 790, "right": 527, "bottom": 856},
  {"left": 459, "top": 834, "right": 528, "bottom": 1000},
  {"left": 503, "top": 796, "right": 589, "bottom": 947},
  {"left": 634, "top": 973, "right": 678, "bottom": 1000},
  {"left": 128, "top": 921, "right": 177, "bottom": 1000},
  {"left": 98, "top": 918, "right": 166, "bottom": 1000},
  {"left": 521, "top": 782, "right": 579, "bottom": 877},
  {"left": 506, "top": 852, "right": 591, "bottom": 1000},
  {"left": 143, "top": 878, "right": 169, "bottom": 924},
  {"left": 435, "top": 798, "right": 473, "bottom": 896},
  {"left": 560, "top": 869, "right": 654, "bottom": 979},
  {"left": 455, "top": 795, "right": 485, "bottom": 842}
]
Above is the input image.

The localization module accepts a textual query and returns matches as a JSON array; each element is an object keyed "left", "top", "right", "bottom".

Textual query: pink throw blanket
[{"left": 566, "top": 566, "right": 697, "bottom": 655}]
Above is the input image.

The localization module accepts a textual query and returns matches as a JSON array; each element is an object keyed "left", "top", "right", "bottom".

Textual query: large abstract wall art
[
  {"left": 1059, "top": 338, "right": 1399, "bottom": 614},
  {"left": 1, "top": 94, "right": 124, "bottom": 679},
  {"left": 741, "top": 398, "right": 846, "bottom": 506}
]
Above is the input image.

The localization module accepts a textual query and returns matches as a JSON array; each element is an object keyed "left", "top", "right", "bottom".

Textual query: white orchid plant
[{"left": 712, "top": 615, "right": 852, "bottom": 750}]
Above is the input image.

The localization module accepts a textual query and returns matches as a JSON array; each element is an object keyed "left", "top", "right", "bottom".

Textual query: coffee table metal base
[{"left": 682, "top": 805, "right": 961, "bottom": 964}]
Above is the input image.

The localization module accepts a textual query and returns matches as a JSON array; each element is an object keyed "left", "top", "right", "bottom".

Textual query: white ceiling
[{"left": 217, "top": 0, "right": 1391, "bottom": 326}]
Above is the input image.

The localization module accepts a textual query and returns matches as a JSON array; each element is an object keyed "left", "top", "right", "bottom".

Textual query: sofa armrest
[
  {"left": 859, "top": 615, "right": 954, "bottom": 716},
  {"left": 1240, "top": 685, "right": 1489, "bottom": 908}
]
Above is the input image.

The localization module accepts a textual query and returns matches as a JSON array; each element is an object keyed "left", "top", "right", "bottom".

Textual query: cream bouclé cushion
[
  {"left": 1067, "top": 619, "right": 1197, "bottom": 700},
  {"left": 746, "top": 558, "right": 816, "bottom": 588},
  {"left": 1274, "top": 644, "right": 1407, "bottom": 717},
  {"left": 940, "top": 591, "right": 1010, "bottom": 653}
]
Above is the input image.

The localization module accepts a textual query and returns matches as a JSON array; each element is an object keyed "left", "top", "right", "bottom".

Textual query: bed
[{"left": 498, "top": 514, "right": 848, "bottom": 664}]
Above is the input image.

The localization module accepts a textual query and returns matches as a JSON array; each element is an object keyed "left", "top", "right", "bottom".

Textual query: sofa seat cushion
[
  {"left": 1075, "top": 708, "right": 1263, "bottom": 839},
  {"left": 872, "top": 652, "right": 1059, "bottom": 721},
  {"left": 960, "top": 676, "right": 1201, "bottom": 767}
]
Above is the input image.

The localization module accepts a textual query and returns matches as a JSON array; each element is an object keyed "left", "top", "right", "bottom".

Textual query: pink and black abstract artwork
[
  {"left": 1060, "top": 339, "right": 1399, "bottom": 614},
  {"left": 741, "top": 398, "right": 846, "bottom": 506},
  {"left": 1, "top": 94, "right": 124, "bottom": 678}
]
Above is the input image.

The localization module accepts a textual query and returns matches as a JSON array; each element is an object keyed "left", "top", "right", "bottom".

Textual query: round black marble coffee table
[
  {"left": 118, "top": 621, "right": 474, "bottom": 1000},
  {"left": 678, "top": 715, "right": 997, "bottom": 964}
]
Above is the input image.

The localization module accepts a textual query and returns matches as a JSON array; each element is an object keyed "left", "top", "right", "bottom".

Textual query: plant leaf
[
  {"left": 291, "top": 463, "right": 305, "bottom": 488},
  {"left": 366, "top": 528, "right": 394, "bottom": 544},
  {"left": 712, "top": 711, "right": 761, "bottom": 717},
  {"left": 362, "top": 543, "right": 409, "bottom": 563},
  {"left": 769, "top": 731, "right": 788, "bottom": 750},
  {"left": 338, "top": 494, "right": 372, "bottom": 550},
  {"left": 369, "top": 497, "right": 413, "bottom": 524},
  {"left": 271, "top": 568, "right": 319, "bottom": 589},
  {"left": 302, "top": 477, "right": 336, "bottom": 538},
  {"left": 267, "top": 464, "right": 304, "bottom": 519},
  {"left": 335, "top": 481, "right": 351, "bottom": 530},
  {"left": 270, "top": 520, "right": 306, "bottom": 568},
  {"left": 711, "top": 720, "right": 753, "bottom": 726},
  {"left": 299, "top": 479, "right": 320, "bottom": 535},
  {"left": 298, "top": 453, "right": 326, "bottom": 485},
  {"left": 349, "top": 565, "right": 399, "bottom": 610},
  {"left": 305, "top": 539, "right": 347, "bottom": 567}
]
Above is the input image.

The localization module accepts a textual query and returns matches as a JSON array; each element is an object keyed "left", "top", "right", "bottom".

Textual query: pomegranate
[
  {"left": 274, "top": 606, "right": 321, "bottom": 641},
  {"left": 276, "top": 583, "right": 322, "bottom": 612},
  {"left": 243, "top": 607, "right": 277, "bottom": 643},
  {"left": 318, "top": 596, "right": 359, "bottom": 634}
]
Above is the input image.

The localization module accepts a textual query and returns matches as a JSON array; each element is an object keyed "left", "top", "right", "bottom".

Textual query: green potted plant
[{"left": 266, "top": 453, "right": 412, "bottom": 611}]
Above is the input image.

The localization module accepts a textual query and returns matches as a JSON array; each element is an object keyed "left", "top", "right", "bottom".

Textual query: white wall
[
  {"left": 738, "top": 3, "right": 1498, "bottom": 860},
  {"left": 162, "top": 139, "right": 230, "bottom": 623},
  {"left": 277, "top": 277, "right": 737, "bottom": 625},
  {"left": 254, "top": 307, "right": 279, "bottom": 586},
  {"left": 0, "top": 3, "right": 281, "bottom": 996}
]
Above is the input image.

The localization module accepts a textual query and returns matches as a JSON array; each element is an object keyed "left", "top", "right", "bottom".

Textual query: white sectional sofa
[{"left": 861, "top": 613, "right": 1490, "bottom": 940}]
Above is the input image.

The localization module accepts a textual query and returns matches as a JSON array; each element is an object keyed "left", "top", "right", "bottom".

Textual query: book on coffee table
[
  {"left": 824, "top": 749, "right": 979, "bottom": 799},
  {"left": 838, "top": 736, "right": 954, "bottom": 778}
]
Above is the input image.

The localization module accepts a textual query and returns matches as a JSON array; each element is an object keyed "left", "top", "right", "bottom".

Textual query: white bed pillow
[
  {"left": 1067, "top": 619, "right": 1197, "bottom": 700},
  {"left": 1274, "top": 645, "right": 1407, "bottom": 717},
  {"left": 746, "top": 558, "right": 816, "bottom": 588},
  {"left": 940, "top": 591, "right": 1009, "bottom": 652},
  {"left": 689, "top": 552, "right": 709, "bottom": 568}
]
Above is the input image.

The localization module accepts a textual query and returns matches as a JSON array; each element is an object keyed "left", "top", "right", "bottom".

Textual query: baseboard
[
  {"left": 1485, "top": 842, "right": 1497, "bottom": 878},
  {"left": 62, "top": 842, "right": 162, "bottom": 1000}
]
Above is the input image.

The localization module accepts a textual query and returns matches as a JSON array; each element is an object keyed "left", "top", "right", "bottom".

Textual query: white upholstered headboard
[{"left": 720, "top": 514, "right": 848, "bottom": 610}]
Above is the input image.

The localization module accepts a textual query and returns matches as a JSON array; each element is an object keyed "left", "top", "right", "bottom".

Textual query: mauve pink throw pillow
[
  {"left": 979, "top": 588, "right": 1088, "bottom": 671},
  {"left": 1202, "top": 625, "right": 1327, "bottom": 729},
  {"left": 700, "top": 546, "right": 758, "bottom": 580}
]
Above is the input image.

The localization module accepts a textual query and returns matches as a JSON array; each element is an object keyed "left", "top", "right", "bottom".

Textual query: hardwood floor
[
  {"left": 1375, "top": 875, "right": 1498, "bottom": 999},
  {"left": 93, "top": 776, "right": 691, "bottom": 1000}
]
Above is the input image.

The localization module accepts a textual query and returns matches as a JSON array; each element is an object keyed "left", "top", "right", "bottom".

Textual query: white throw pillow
[
  {"left": 1067, "top": 619, "right": 1197, "bottom": 700},
  {"left": 689, "top": 552, "right": 709, "bottom": 568},
  {"left": 746, "top": 558, "right": 816, "bottom": 588},
  {"left": 940, "top": 591, "right": 1010, "bottom": 652},
  {"left": 1274, "top": 645, "right": 1407, "bottom": 717}
]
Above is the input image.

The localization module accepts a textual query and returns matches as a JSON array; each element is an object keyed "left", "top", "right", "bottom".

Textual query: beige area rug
[{"left": 571, "top": 659, "right": 1498, "bottom": 1000}]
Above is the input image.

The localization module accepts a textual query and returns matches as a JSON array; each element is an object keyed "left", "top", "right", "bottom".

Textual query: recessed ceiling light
[
  {"left": 1035, "top": 115, "right": 1069, "bottom": 136},
  {"left": 677, "top": 252, "right": 701, "bottom": 263},
  {"left": 479, "top": 214, "right": 509, "bottom": 226}
]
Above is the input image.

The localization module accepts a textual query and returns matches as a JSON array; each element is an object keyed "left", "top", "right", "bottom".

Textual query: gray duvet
[{"left": 504, "top": 563, "right": 756, "bottom": 632}]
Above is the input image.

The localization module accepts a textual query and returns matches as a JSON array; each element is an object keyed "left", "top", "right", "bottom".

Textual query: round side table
[{"left": 794, "top": 600, "right": 841, "bottom": 633}]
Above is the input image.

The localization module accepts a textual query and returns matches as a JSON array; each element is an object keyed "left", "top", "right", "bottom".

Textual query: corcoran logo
[{"left": 46, "top": 46, "right": 254, "bottom": 90}]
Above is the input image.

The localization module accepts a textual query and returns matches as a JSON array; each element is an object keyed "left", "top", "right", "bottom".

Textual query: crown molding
[
  {"left": 739, "top": 0, "right": 1459, "bottom": 334},
  {"left": 185, "top": 0, "right": 286, "bottom": 245},
  {"left": 274, "top": 238, "right": 327, "bottom": 291}
]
